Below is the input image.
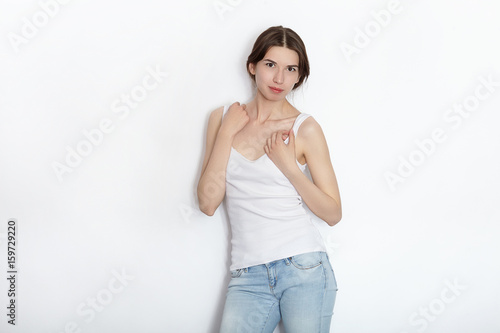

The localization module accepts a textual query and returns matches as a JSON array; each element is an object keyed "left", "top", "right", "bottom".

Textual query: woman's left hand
[{"left": 264, "top": 128, "right": 298, "bottom": 178}]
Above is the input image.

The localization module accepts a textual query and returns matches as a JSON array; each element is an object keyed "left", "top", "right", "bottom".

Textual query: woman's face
[{"left": 249, "top": 46, "right": 300, "bottom": 101}]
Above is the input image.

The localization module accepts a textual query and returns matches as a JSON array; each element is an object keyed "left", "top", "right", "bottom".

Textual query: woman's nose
[{"left": 273, "top": 70, "right": 284, "bottom": 84}]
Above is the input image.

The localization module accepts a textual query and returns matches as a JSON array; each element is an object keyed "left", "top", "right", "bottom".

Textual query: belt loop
[{"left": 284, "top": 257, "right": 291, "bottom": 265}]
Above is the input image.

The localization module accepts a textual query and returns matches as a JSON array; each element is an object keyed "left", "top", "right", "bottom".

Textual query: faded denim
[{"left": 220, "top": 251, "right": 338, "bottom": 333}]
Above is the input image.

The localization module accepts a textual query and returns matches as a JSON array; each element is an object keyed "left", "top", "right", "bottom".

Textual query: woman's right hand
[{"left": 219, "top": 102, "right": 250, "bottom": 138}]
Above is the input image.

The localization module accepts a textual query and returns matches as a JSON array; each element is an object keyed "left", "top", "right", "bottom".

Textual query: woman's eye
[
  {"left": 266, "top": 63, "right": 275, "bottom": 68},
  {"left": 287, "top": 67, "right": 297, "bottom": 72}
]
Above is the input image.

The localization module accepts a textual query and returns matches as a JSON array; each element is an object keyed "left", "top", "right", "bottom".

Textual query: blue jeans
[{"left": 220, "top": 251, "right": 338, "bottom": 333}]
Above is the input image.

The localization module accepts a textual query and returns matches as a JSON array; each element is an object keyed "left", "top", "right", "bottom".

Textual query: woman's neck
[{"left": 247, "top": 90, "right": 293, "bottom": 124}]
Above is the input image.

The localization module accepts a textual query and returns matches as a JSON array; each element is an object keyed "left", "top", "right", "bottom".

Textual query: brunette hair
[{"left": 246, "top": 25, "right": 310, "bottom": 90}]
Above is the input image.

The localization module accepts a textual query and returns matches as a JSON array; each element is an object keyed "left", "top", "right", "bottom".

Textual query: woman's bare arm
[
  {"left": 197, "top": 107, "right": 231, "bottom": 216},
  {"left": 286, "top": 117, "right": 342, "bottom": 226},
  {"left": 197, "top": 103, "right": 249, "bottom": 216}
]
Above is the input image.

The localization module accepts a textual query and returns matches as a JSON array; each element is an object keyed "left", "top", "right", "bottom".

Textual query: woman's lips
[{"left": 269, "top": 86, "right": 284, "bottom": 93}]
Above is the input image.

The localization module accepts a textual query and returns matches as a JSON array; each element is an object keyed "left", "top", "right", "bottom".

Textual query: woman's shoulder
[
  {"left": 296, "top": 112, "right": 322, "bottom": 138},
  {"left": 210, "top": 105, "right": 225, "bottom": 118},
  {"left": 204, "top": 106, "right": 225, "bottom": 132},
  {"left": 216, "top": 103, "right": 236, "bottom": 119}
]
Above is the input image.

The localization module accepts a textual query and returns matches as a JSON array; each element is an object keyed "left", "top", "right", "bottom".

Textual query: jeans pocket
[
  {"left": 290, "top": 251, "right": 323, "bottom": 270},
  {"left": 323, "top": 254, "right": 339, "bottom": 291},
  {"left": 230, "top": 268, "right": 243, "bottom": 278}
]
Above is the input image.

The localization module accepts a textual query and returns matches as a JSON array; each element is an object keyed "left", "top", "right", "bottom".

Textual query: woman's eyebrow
[{"left": 263, "top": 59, "right": 299, "bottom": 67}]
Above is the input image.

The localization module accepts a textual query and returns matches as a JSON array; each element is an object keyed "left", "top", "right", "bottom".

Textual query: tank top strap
[
  {"left": 284, "top": 113, "right": 311, "bottom": 144},
  {"left": 292, "top": 113, "right": 311, "bottom": 137}
]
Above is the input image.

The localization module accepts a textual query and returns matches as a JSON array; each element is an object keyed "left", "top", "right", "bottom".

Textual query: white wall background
[{"left": 1, "top": 0, "right": 499, "bottom": 332}]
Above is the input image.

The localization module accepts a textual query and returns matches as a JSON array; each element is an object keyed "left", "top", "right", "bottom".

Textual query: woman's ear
[{"left": 248, "top": 63, "right": 256, "bottom": 75}]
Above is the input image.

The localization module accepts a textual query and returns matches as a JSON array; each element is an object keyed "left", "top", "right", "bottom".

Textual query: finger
[
  {"left": 289, "top": 128, "right": 295, "bottom": 145},
  {"left": 241, "top": 103, "right": 246, "bottom": 109},
  {"left": 272, "top": 131, "right": 278, "bottom": 144},
  {"left": 280, "top": 130, "right": 289, "bottom": 144},
  {"left": 267, "top": 137, "right": 272, "bottom": 149}
]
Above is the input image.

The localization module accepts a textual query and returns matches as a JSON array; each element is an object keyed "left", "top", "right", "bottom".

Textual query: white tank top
[{"left": 222, "top": 105, "right": 326, "bottom": 271}]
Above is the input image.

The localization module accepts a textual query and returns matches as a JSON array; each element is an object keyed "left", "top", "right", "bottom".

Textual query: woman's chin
[{"left": 258, "top": 90, "right": 287, "bottom": 102}]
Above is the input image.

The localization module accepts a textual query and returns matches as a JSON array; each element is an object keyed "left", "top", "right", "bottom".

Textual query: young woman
[{"left": 197, "top": 25, "right": 342, "bottom": 332}]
